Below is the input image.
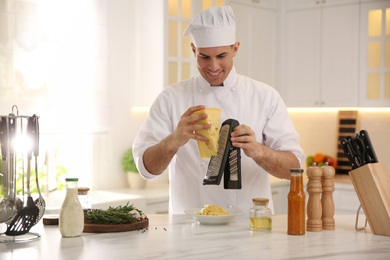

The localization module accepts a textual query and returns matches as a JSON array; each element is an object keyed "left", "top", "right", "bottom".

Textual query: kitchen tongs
[
  {"left": 341, "top": 130, "right": 378, "bottom": 169},
  {"left": 203, "top": 119, "right": 242, "bottom": 189}
]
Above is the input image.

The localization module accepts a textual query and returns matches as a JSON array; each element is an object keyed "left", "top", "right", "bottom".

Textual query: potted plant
[{"left": 122, "top": 148, "right": 146, "bottom": 189}]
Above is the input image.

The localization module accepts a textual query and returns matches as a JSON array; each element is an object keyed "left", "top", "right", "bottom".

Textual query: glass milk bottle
[
  {"left": 287, "top": 168, "right": 306, "bottom": 235},
  {"left": 250, "top": 198, "right": 272, "bottom": 231},
  {"left": 59, "top": 178, "right": 84, "bottom": 237}
]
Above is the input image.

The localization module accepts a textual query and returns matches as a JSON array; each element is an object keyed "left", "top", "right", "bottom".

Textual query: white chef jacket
[{"left": 133, "top": 67, "right": 305, "bottom": 214}]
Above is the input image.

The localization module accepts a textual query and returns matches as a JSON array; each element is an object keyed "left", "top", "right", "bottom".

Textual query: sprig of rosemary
[{"left": 84, "top": 202, "right": 143, "bottom": 225}]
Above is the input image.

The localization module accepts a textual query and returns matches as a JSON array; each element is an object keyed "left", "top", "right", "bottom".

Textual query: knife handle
[
  {"left": 359, "top": 130, "right": 378, "bottom": 164},
  {"left": 341, "top": 137, "right": 358, "bottom": 169}
]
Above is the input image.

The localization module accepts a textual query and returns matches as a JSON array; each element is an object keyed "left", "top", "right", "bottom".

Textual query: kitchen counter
[
  {"left": 44, "top": 186, "right": 169, "bottom": 215},
  {"left": 1, "top": 214, "right": 390, "bottom": 260}
]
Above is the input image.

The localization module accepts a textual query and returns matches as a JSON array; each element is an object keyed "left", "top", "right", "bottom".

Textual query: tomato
[{"left": 325, "top": 156, "right": 337, "bottom": 169}]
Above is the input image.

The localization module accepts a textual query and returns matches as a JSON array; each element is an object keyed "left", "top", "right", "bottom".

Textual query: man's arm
[
  {"left": 231, "top": 124, "right": 300, "bottom": 180},
  {"left": 143, "top": 105, "right": 211, "bottom": 175}
]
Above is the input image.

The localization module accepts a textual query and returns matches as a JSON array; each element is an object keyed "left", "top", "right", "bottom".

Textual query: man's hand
[
  {"left": 171, "top": 105, "right": 211, "bottom": 150},
  {"left": 230, "top": 124, "right": 261, "bottom": 159},
  {"left": 143, "top": 105, "right": 210, "bottom": 175},
  {"left": 230, "top": 124, "right": 299, "bottom": 180}
]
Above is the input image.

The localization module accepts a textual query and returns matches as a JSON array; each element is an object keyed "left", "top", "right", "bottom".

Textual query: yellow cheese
[
  {"left": 195, "top": 204, "right": 231, "bottom": 216},
  {"left": 193, "top": 108, "right": 221, "bottom": 159}
]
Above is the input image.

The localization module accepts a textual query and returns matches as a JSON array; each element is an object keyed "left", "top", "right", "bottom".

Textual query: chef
[{"left": 133, "top": 6, "right": 305, "bottom": 214}]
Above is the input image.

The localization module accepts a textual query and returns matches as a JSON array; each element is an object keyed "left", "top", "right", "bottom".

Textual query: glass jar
[
  {"left": 249, "top": 198, "right": 272, "bottom": 231},
  {"left": 78, "top": 187, "right": 91, "bottom": 212},
  {"left": 287, "top": 168, "right": 306, "bottom": 235},
  {"left": 59, "top": 178, "right": 84, "bottom": 238}
]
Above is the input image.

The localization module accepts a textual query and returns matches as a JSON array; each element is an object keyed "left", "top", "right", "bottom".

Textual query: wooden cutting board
[{"left": 83, "top": 218, "right": 149, "bottom": 233}]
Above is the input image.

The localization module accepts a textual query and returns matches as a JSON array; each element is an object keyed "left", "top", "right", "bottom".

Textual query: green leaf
[{"left": 121, "top": 149, "right": 138, "bottom": 173}]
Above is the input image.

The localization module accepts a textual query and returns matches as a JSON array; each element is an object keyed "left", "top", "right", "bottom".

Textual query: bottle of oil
[
  {"left": 249, "top": 198, "right": 272, "bottom": 231},
  {"left": 78, "top": 187, "right": 91, "bottom": 213},
  {"left": 287, "top": 168, "right": 306, "bottom": 235}
]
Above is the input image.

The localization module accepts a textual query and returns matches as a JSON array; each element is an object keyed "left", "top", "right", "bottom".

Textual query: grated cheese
[{"left": 195, "top": 204, "right": 231, "bottom": 216}]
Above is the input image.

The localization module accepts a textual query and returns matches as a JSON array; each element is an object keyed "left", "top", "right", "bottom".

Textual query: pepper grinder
[
  {"left": 306, "top": 163, "right": 323, "bottom": 232},
  {"left": 321, "top": 162, "right": 335, "bottom": 230}
]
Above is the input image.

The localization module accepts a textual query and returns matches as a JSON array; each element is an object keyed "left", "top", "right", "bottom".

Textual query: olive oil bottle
[{"left": 250, "top": 198, "right": 272, "bottom": 231}]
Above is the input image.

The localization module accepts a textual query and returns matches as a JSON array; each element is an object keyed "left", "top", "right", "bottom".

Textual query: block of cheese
[{"left": 193, "top": 108, "right": 221, "bottom": 159}]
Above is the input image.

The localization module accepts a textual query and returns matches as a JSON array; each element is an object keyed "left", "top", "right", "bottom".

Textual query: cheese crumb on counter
[{"left": 195, "top": 204, "right": 231, "bottom": 216}]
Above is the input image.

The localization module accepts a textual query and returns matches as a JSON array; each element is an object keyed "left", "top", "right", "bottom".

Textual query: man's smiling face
[{"left": 192, "top": 42, "right": 240, "bottom": 86}]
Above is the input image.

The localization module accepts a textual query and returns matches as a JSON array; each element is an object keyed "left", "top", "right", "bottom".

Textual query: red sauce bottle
[{"left": 288, "top": 168, "right": 306, "bottom": 235}]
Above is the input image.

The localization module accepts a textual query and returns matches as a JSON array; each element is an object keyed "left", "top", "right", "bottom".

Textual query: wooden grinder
[
  {"left": 306, "top": 163, "right": 323, "bottom": 232},
  {"left": 321, "top": 163, "right": 335, "bottom": 230}
]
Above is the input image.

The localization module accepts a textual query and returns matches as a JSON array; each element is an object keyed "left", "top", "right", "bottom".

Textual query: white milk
[{"left": 59, "top": 179, "right": 84, "bottom": 237}]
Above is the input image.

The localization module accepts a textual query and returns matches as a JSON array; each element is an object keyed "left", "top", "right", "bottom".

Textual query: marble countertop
[
  {"left": 112, "top": 186, "right": 169, "bottom": 205},
  {"left": 1, "top": 214, "right": 390, "bottom": 260}
]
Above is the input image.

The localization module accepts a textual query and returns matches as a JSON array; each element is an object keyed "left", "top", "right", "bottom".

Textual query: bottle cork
[
  {"left": 321, "top": 162, "right": 335, "bottom": 230},
  {"left": 306, "top": 163, "right": 323, "bottom": 232}
]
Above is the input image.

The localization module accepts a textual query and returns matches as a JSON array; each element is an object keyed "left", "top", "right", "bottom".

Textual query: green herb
[{"left": 84, "top": 202, "right": 143, "bottom": 225}]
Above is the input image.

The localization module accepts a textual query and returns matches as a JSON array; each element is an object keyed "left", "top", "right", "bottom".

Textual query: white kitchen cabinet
[
  {"left": 146, "top": 201, "right": 169, "bottom": 214},
  {"left": 286, "top": 0, "right": 360, "bottom": 10},
  {"left": 228, "top": 0, "right": 278, "bottom": 9},
  {"left": 271, "top": 180, "right": 361, "bottom": 215},
  {"left": 229, "top": 0, "right": 279, "bottom": 90},
  {"left": 283, "top": 2, "right": 359, "bottom": 107},
  {"left": 271, "top": 181, "right": 290, "bottom": 214},
  {"left": 333, "top": 183, "right": 361, "bottom": 214}
]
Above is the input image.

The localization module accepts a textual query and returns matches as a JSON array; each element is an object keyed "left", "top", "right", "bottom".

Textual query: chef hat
[{"left": 183, "top": 6, "right": 236, "bottom": 48}]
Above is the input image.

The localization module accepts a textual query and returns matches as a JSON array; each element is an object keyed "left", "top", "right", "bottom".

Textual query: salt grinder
[
  {"left": 321, "top": 162, "right": 335, "bottom": 230},
  {"left": 306, "top": 163, "right": 323, "bottom": 232}
]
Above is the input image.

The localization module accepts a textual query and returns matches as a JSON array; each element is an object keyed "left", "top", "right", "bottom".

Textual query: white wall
[
  {"left": 93, "top": 0, "right": 163, "bottom": 190},
  {"left": 289, "top": 110, "right": 390, "bottom": 172}
]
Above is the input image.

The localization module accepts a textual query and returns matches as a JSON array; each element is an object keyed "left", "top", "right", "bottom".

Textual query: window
[
  {"left": 0, "top": 0, "right": 108, "bottom": 189},
  {"left": 165, "top": 0, "right": 224, "bottom": 86},
  {"left": 365, "top": 7, "right": 390, "bottom": 101}
]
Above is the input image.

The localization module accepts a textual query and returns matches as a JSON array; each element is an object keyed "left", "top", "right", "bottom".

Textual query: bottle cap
[
  {"left": 252, "top": 198, "right": 269, "bottom": 206},
  {"left": 290, "top": 168, "right": 303, "bottom": 173},
  {"left": 78, "top": 187, "right": 90, "bottom": 195},
  {"left": 252, "top": 198, "right": 269, "bottom": 203}
]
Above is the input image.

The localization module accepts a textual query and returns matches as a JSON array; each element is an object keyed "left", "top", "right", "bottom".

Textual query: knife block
[{"left": 349, "top": 162, "right": 390, "bottom": 236}]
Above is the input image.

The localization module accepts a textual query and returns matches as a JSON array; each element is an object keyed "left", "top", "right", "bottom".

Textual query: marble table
[{"left": 1, "top": 214, "right": 390, "bottom": 260}]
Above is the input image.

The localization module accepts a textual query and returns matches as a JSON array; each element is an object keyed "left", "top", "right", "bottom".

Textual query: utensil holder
[
  {"left": 0, "top": 105, "right": 44, "bottom": 241},
  {"left": 349, "top": 162, "right": 390, "bottom": 236}
]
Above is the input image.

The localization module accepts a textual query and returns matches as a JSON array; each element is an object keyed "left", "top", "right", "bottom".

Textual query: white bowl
[{"left": 184, "top": 208, "right": 242, "bottom": 225}]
